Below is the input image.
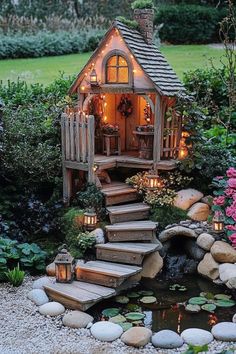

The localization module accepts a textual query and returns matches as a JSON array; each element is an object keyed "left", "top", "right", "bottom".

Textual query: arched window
[{"left": 106, "top": 54, "right": 129, "bottom": 84}]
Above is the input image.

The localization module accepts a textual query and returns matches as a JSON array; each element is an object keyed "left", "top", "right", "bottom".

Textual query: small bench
[{"left": 102, "top": 133, "right": 121, "bottom": 157}]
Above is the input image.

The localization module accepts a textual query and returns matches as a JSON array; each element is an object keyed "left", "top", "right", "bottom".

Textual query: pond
[{"left": 88, "top": 275, "right": 236, "bottom": 333}]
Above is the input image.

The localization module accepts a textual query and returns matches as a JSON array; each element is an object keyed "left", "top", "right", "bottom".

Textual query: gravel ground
[{"left": 0, "top": 276, "right": 235, "bottom": 354}]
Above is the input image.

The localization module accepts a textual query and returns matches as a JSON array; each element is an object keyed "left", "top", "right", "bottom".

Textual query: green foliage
[
  {"left": 76, "top": 183, "right": 104, "bottom": 216},
  {"left": 5, "top": 264, "right": 25, "bottom": 287},
  {"left": 156, "top": 5, "right": 226, "bottom": 44},
  {"left": 116, "top": 17, "right": 139, "bottom": 29},
  {"left": 183, "top": 344, "right": 209, "bottom": 354},
  {"left": 150, "top": 205, "right": 188, "bottom": 230},
  {"left": 131, "top": 0, "right": 154, "bottom": 10},
  {"left": 77, "top": 232, "right": 96, "bottom": 256}
]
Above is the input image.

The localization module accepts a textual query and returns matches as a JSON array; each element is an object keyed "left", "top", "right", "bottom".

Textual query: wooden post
[
  {"left": 61, "top": 113, "right": 72, "bottom": 205},
  {"left": 153, "top": 94, "right": 162, "bottom": 170},
  {"left": 87, "top": 115, "right": 95, "bottom": 183}
]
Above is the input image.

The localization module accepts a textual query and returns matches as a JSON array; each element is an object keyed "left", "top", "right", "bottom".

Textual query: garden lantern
[
  {"left": 212, "top": 212, "right": 224, "bottom": 233},
  {"left": 90, "top": 69, "right": 98, "bottom": 86},
  {"left": 83, "top": 209, "right": 97, "bottom": 231},
  {"left": 146, "top": 171, "right": 163, "bottom": 190},
  {"left": 178, "top": 131, "right": 190, "bottom": 160},
  {"left": 55, "top": 247, "right": 74, "bottom": 283}
]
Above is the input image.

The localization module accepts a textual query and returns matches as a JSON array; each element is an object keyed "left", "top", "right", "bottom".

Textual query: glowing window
[{"left": 106, "top": 55, "right": 129, "bottom": 84}]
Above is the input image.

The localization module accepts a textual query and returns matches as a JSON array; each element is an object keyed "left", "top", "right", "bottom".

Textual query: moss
[
  {"left": 116, "top": 16, "right": 139, "bottom": 29},
  {"left": 151, "top": 205, "right": 189, "bottom": 230},
  {"left": 131, "top": 0, "right": 154, "bottom": 10}
]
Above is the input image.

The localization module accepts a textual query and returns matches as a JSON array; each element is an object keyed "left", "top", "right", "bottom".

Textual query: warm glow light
[
  {"left": 147, "top": 172, "right": 163, "bottom": 190},
  {"left": 54, "top": 248, "right": 74, "bottom": 283},
  {"left": 84, "top": 210, "right": 97, "bottom": 231},
  {"left": 104, "top": 116, "right": 107, "bottom": 122},
  {"left": 133, "top": 69, "right": 137, "bottom": 73},
  {"left": 81, "top": 86, "right": 85, "bottom": 91}
]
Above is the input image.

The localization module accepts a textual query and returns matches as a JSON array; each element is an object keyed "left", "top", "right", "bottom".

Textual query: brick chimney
[{"left": 133, "top": 8, "right": 154, "bottom": 44}]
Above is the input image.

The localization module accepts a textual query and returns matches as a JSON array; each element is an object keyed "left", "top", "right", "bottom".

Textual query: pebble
[
  {"left": 181, "top": 328, "right": 213, "bottom": 346},
  {"left": 152, "top": 330, "right": 183, "bottom": 348},
  {"left": 121, "top": 327, "right": 152, "bottom": 347},
  {"left": 27, "top": 289, "right": 49, "bottom": 306},
  {"left": 39, "top": 302, "right": 65, "bottom": 316},
  {"left": 211, "top": 322, "right": 236, "bottom": 341},
  {"left": 32, "top": 276, "right": 52, "bottom": 290},
  {"left": 90, "top": 321, "right": 123, "bottom": 341},
  {"left": 62, "top": 310, "right": 94, "bottom": 328},
  {"left": 233, "top": 314, "right": 236, "bottom": 323}
]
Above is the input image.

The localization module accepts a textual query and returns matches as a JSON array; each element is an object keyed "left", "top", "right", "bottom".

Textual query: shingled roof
[{"left": 115, "top": 19, "right": 184, "bottom": 96}]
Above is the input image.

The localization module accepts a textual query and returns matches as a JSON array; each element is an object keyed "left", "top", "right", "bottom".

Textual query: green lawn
[{"left": 0, "top": 45, "right": 225, "bottom": 85}]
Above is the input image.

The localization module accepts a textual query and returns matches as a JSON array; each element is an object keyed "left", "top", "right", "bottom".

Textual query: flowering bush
[{"left": 212, "top": 167, "right": 236, "bottom": 248}]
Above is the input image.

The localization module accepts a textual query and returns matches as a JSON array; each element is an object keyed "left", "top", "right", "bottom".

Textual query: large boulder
[
  {"left": 90, "top": 228, "right": 105, "bottom": 244},
  {"left": 211, "top": 241, "right": 236, "bottom": 263},
  {"left": 159, "top": 226, "right": 197, "bottom": 242},
  {"left": 181, "top": 328, "right": 213, "bottom": 346},
  {"left": 90, "top": 321, "right": 123, "bottom": 341},
  {"left": 173, "top": 189, "right": 203, "bottom": 210},
  {"left": 197, "top": 253, "right": 219, "bottom": 280},
  {"left": 219, "top": 263, "right": 236, "bottom": 283},
  {"left": 121, "top": 327, "right": 152, "bottom": 347},
  {"left": 187, "top": 203, "right": 210, "bottom": 221},
  {"left": 197, "top": 233, "right": 215, "bottom": 251},
  {"left": 62, "top": 311, "right": 93, "bottom": 328},
  {"left": 184, "top": 238, "right": 206, "bottom": 261},
  {"left": 211, "top": 322, "right": 236, "bottom": 341},
  {"left": 140, "top": 251, "right": 163, "bottom": 279}
]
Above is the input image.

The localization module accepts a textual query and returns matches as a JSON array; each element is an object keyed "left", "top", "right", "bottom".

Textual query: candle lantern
[
  {"left": 84, "top": 209, "right": 97, "bottom": 231},
  {"left": 90, "top": 68, "right": 98, "bottom": 86},
  {"left": 146, "top": 171, "right": 163, "bottom": 190},
  {"left": 54, "top": 247, "right": 74, "bottom": 283},
  {"left": 178, "top": 131, "right": 190, "bottom": 160},
  {"left": 212, "top": 212, "right": 224, "bottom": 233}
]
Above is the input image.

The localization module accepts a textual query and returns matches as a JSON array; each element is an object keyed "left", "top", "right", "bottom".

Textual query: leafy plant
[
  {"left": 77, "top": 232, "right": 96, "bottom": 256},
  {"left": 183, "top": 344, "right": 209, "bottom": 354},
  {"left": 5, "top": 264, "right": 25, "bottom": 287},
  {"left": 131, "top": 0, "right": 154, "bottom": 10},
  {"left": 151, "top": 205, "right": 188, "bottom": 230},
  {"left": 116, "top": 17, "right": 139, "bottom": 30},
  {"left": 76, "top": 183, "right": 104, "bottom": 216}
]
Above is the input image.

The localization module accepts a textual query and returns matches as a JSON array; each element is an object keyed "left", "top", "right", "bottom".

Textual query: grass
[{"left": 0, "top": 45, "right": 225, "bottom": 85}]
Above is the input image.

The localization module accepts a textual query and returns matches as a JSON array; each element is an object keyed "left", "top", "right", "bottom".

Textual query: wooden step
[
  {"left": 96, "top": 242, "right": 159, "bottom": 265},
  {"left": 75, "top": 260, "right": 141, "bottom": 288},
  {"left": 106, "top": 220, "right": 157, "bottom": 242},
  {"left": 44, "top": 281, "right": 116, "bottom": 311},
  {"left": 107, "top": 203, "right": 150, "bottom": 223},
  {"left": 101, "top": 182, "right": 138, "bottom": 206}
]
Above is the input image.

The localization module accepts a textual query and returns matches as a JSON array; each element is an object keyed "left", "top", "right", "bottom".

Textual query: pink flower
[
  {"left": 215, "top": 176, "right": 224, "bottom": 180},
  {"left": 225, "top": 188, "right": 235, "bottom": 197},
  {"left": 229, "top": 233, "right": 236, "bottom": 249},
  {"left": 226, "top": 225, "right": 236, "bottom": 231},
  {"left": 227, "top": 167, "right": 236, "bottom": 178},
  {"left": 228, "top": 178, "right": 236, "bottom": 189},
  {"left": 213, "top": 196, "right": 225, "bottom": 206},
  {"left": 226, "top": 205, "right": 236, "bottom": 221}
]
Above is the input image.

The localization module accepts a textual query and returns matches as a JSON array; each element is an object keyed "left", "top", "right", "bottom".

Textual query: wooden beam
[
  {"left": 153, "top": 94, "right": 162, "bottom": 169},
  {"left": 87, "top": 115, "right": 95, "bottom": 183}
]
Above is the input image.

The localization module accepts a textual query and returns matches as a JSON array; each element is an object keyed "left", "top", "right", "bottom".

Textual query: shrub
[
  {"left": 76, "top": 183, "right": 104, "bottom": 217},
  {"left": 131, "top": 0, "right": 154, "bottom": 10},
  {"left": 151, "top": 205, "right": 188, "bottom": 230},
  {"left": 61, "top": 208, "right": 84, "bottom": 248},
  {"left": 116, "top": 17, "right": 139, "bottom": 30},
  {"left": 5, "top": 264, "right": 25, "bottom": 287}
]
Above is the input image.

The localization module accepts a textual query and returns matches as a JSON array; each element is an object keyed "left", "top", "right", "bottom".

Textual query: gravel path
[{"left": 0, "top": 276, "right": 235, "bottom": 354}]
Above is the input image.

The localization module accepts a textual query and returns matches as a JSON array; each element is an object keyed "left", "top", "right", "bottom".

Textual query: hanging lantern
[
  {"left": 212, "top": 212, "right": 224, "bottom": 233},
  {"left": 90, "top": 68, "right": 98, "bottom": 86},
  {"left": 146, "top": 171, "right": 163, "bottom": 190},
  {"left": 54, "top": 247, "right": 74, "bottom": 283},
  {"left": 84, "top": 209, "right": 97, "bottom": 231}
]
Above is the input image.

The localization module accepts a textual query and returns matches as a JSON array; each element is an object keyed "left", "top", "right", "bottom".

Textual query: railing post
[{"left": 87, "top": 115, "right": 95, "bottom": 183}]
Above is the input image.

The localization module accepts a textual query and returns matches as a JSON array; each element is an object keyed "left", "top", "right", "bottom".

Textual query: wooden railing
[
  {"left": 61, "top": 112, "right": 95, "bottom": 182},
  {"left": 162, "top": 112, "right": 182, "bottom": 159}
]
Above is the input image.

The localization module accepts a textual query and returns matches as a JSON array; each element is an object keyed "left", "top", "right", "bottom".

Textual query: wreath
[{"left": 117, "top": 95, "right": 133, "bottom": 118}]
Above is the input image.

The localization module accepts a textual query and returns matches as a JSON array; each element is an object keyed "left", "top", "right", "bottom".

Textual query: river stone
[
  {"left": 27, "top": 289, "right": 49, "bottom": 306},
  {"left": 184, "top": 238, "right": 206, "bottom": 261},
  {"left": 152, "top": 330, "right": 183, "bottom": 349},
  {"left": 219, "top": 263, "right": 236, "bottom": 282},
  {"left": 173, "top": 189, "right": 203, "bottom": 210},
  {"left": 90, "top": 228, "right": 105, "bottom": 244},
  {"left": 181, "top": 328, "right": 213, "bottom": 346},
  {"left": 211, "top": 322, "right": 236, "bottom": 341},
  {"left": 226, "top": 277, "right": 236, "bottom": 289},
  {"left": 46, "top": 262, "right": 56, "bottom": 276},
  {"left": 211, "top": 241, "right": 236, "bottom": 263},
  {"left": 90, "top": 321, "right": 123, "bottom": 341},
  {"left": 140, "top": 251, "right": 163, "bottom": 279},
  {"left": 187, "top": 203, "right": 210, "bottom": 221},
  {"left": 39, "top": 302, "right": 65, "bottom": 316},
  {"left": 121, "top": 327, "right": 152, "bottom": 347},
  {"left": 159, "top": 226, "right": 197, "bottom": 242},
  {"left": 197, "top": 233, "right": 215, "bottom": 251},
  {"left": 233, "top": 314, "right": 236, "bottom": 323},
  {"left": 197, "top": 253, "right": 219, "bottom": 280},
  {"left": 62, "top": 311, "right": 93, "bottom": 328},
  {"left": 32, "top": 276, "right": 52, "bottom": 290}
]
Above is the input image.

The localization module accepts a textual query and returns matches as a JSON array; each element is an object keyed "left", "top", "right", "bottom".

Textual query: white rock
[
  {"left": 232, "top": 314, "right": 236, "bottom": 323},
  {"left": 211, "top": 322, "right": 236, "bottom": 341},
  {"left": 27, "top": 289, "right": 49, "bottom": 306},
  {"left": 219, "top": 263, "right": 236, "bottom": 283},
  {"left": 32, "top": 277, "right": 52, "bottom": 290},
  {"left": 159, "top": 226, "right": 197, "bottom": 242},
  {"left": 90, "top": 321, "right": 123, "bottom": 341},
  {"left": 62, "top": 311, "right": 93, "bottom": 328},
  {"left": 181, "top": 328, "right": 213, "bottom": 346},
  {"left": 226, "top": 277, "right": 236, "bottom": 289},
  {"left": 152, "top": 330, "right": 183, "bottom": 348},
  {"left": 197, "top": 233, "right": 215, "bottom": 251},
  {"left": 187, "top": 203, "right": 210, "bottom": 221},
  {"left": 90, "top": 228, "right": 105, "bottom": 244},
  {"left": 39, "top": 302, "right": 65, "bottom": 316},
  {"left": 173, "top": 189, "right": 203, "bottom": 210}
]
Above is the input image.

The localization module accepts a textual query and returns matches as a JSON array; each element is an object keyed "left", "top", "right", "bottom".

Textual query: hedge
[{"left": 155, "top": 5, "right": 227, "bottom": 44}]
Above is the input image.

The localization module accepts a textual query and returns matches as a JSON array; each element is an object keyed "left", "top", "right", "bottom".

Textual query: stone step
[
  {"left": 96, "top": 242, "right": 159, "bottom": 265},
  {"left": 101, "top": 182, "right": 139, "bottom": 206},
  {"left": 75, "top": 260, "right": 142, "bottom": 288},
  {"left": 106, "top": 220, "right": 157, "bottom": 242},
  {"left": 107, "top": 202, "right": 150, "bottom": 224}
]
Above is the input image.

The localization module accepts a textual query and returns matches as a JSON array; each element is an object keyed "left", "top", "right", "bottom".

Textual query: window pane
[
  {"left": 118, "top": 56, "right": 127, "bottom": 66},
  {"left": 107, "top": 55, "right": 117, "bottom": 66},
  {"left": 118, "top": 67, "right": 129, "bottom": 83},
  {"left": 107, "top": 67, "right": 117, "bottom": 82}
]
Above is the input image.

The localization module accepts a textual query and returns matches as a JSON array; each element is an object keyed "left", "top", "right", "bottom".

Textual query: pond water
[{"left": 88, "top": 275, "right": 236, "bottom": 333}]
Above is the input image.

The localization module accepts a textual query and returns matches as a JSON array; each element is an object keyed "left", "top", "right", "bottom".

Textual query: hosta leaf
[
  {"left": 188, "top": 297, "right": 207, "bottom": 305},
  {"left": 140, "top": 296, "right": 157, "bottom": 304},
  {"left": 185, "top": 304, "right": 201, "bottom": 313},
  {"left": 118, "top": 322, "right": 133, "bottom": 331},
  {"left": 102, "top": 308, "right": 120, "bottom": 317},
  {"left": 115, "top": 296, "right": 129, "bottom": 304},
  {"left": 125, "top": 312, "right": 145, "bottom": 321},
  {"left": 201, "top": 304, "right": 216, "bottom": 313}
]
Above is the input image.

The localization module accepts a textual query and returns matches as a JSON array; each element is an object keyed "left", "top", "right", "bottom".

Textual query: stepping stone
[
  {"left": 107, "top": 203, "right": 150, "bottom": 224},
  {"left": 96, "top": 242, "right": 159, "bottom": 265},
  {"left": 106, "top": 220, "right": 157, "bottom": 242},
  {"left": 75, "top": 260, "right": 141, "bottom": 287}
]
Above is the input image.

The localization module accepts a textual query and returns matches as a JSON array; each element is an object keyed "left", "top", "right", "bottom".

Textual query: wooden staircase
[{"left": 44, "top": 182, "right": 159, "bottom": 311}]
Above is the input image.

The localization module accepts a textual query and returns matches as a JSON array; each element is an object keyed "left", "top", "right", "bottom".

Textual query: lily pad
[
  {"left": 109, "top": 314, "right": 126, "bottom": 323},
  {"left": 125, "top": 312, "right": 145, "bottom": 321},
  {"left": 126, "top": 304, "right": 141, "bottom": 312},
  {"left": 138, "top": 290, "right": 154, "bottom": 296},
  {"left": 200, "top": 292, "right": 214, "bottom": 300},
  {"left": 118, "top": 322, "right": 133, "bottom": 331},
  {"left": 115, "top": 295, "right": 129, "bottom": 304},
  {"left": 188, "top": 297, "right": 207, "bottom": 305},
  {"left": 140, "top": 296, "right": 157, "bottom": 304},
  {"left": 214, "top": 294, "right": 232, "bottom": 300},
  {"left": 201, "top": 304, "right": 216, "bottom": 313},
  {"left": 127, "top": 291, "right": 140, "bottom": 298},
  {"left": 102, "top": 307, "right": 120, "bottom": 317},
  {"left": 214, "top": 299, "right": 236, "bottom": 308},
  {"left": 185, "top": 304, "right": 201, "bottom": 313}
]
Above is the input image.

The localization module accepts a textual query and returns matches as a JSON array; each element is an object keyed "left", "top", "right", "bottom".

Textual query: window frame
[{"left": 102, "top": 50, "right": 133, "bottom": 86}]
